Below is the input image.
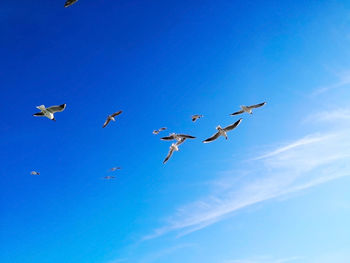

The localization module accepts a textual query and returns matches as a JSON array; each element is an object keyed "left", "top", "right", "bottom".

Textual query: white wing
[{"left": 47, "top": 104, "right": 66, "bottom": 113}]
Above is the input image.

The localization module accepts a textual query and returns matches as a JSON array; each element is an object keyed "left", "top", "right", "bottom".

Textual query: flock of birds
[
  {"left": 30, "top": 102, "right": 267, "bottom": 178},
  {"left": 31, "top": 1, "right": 267, "bottom": 176}
]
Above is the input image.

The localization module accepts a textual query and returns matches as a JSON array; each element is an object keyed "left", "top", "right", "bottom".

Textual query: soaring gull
[
  {"left": 110, "top": 167, "right": 121, "bottom": 172},
  {"left": 203, "top": 118, "right": 242, "bottom": 143},
  {"left": 30, "top": 171, "right": 40, "bottom": 176},
  {"left": 230, "top": 102, "right": 266, "bottom": 115},
  {"left": 104, "top": 176, "right": 116, "bottom": 180},
  {"left": 103, "top": 110, "right": 122, "bottom": 128},
  {"left": 33, "top": 104, "right": 66, "bottom": 121},
  {"left": 64, "top": 0, "right": 78, "bottom": 8},
  {"left": 192, "top": 114, "right": 203, "bottom": 122},
  {"left": 161, "top": 133, "right": 196, "bottom": 142},
  {"left": 153, "top": 127, "right": 167, "bottom": 135},
  {"left": 163, "top": 138, "right": 187, "bottom": 164}
]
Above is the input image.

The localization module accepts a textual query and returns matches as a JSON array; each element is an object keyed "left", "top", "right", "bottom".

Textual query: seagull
[
  {"left": 161, "top": 133, "right": 196, "bottom": 142},
  {"left": 30, "top": 171, "right": 40, "bottom": 176},
  {"left": 192, "top": 114, "right": 203, "bottom": 122},
  {"left": 104, "top": 176, "right": 116, "bottom": 180},
  {"left": 110, "top": 167, "right": 121, "bottom": 172},
  {"left": 33, "top": 104, "right": 66, "bottom": 121},
  {"left": 163, "top": 138, "right": 187, "bottom": 164},
  {"left": 103, "top": 110, "right": 122, "bottom": 128},
  {"left": 153, "top": 127, "right": 167, "bottom": 135},
  {"left": 203, "top": 118, "right": 242, "bottom": 143},
  {"left": 230, "top": 102, "right": 266, "bottom": 115},
  {"left": 64, "top": 0, "right": 78, "bottom": 8}
]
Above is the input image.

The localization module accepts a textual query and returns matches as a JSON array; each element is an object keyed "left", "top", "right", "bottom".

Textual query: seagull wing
[
  {"left": 161, "top": 135, "right": 176, "bottom": 141},
  {"left": 33, "top": 112, "right": 44, "bottom": 117},
  {"left": 230, "top": 110, "right": 244, "bottom": 116},
  {"left": 203, "top": 132, "right": 220, "bottom": 143},
  {"left": 103, "top": 118, "right": 111, "bottom": 128},
  {"left": 178, "top": 134, "right": 196, "bottom": 139},
  {"left": 224, "top": 118, "right": 243, "bottom": 131},
  {"left": 192, "top": 117, "right": 197, "bottom": 122},
  {"left": 163, "top": 148, "right": 175, "bottom": 164},
  {"left": 248, "top": 102, "right": 266, "bottom": 109},
  {"left": 47, "top": 104, "right": 66, "bottom": 113},
  {"left": 159, "top": 127, "right": 167, "bottom": 131},
  {"left": 111, "top": 110, "right": 123, "bottom": 117}
]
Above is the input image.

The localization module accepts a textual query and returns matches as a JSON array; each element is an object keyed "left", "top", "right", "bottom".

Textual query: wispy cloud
[
  {"left": 305, "top": 108, "right": 350, "bottom": 123},
  {"left": 313, "top": 70, "right": 350, "bottom": 95},
  {"left": 224, "top": 256, "right": 301, "bottom": 263},
  {"left": 144, "top": 127, "right": 350, "bottom": 240}
]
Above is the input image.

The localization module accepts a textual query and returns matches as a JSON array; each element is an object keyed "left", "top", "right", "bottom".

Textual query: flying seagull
[
  {"left": 230, "top": 102, "right": 266, "bottom": 115},
  {"left": 30, "top": 171, "right": 40, "bottom": 176},
  {"left": 104, "top": 176, "right": 116, "bottom": 180},
  {"left": 153, "top": 127, "right": 167, "bottom": 135},
  {"left": 192, "top": 114, "right": 203, "bottom": 122},
  {"left": 161, "top": 133, "right": 196, "bottom": 142},
  {"left": 110, "top": 167, "right": 121, "bottom": 172},
  {"left": 163, "top": 138, "right": 187, "bottom": 164},
  {"left": 33, "top": 104, "right": 66, "bottom": 121},
  {"left": 64, "top": 0, "right": 78, "bottom": 8},
  {"left": 103, "top": 110, "right": 122, "bottom": 128},
  {"left": 203, "top": 118, "right": 243, "bottom": 143}
]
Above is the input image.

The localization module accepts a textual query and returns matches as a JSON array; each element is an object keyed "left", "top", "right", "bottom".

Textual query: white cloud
[
  {"left": 305, "top": 108, "right": 350, "bottom": 123},
  {"left": 224, "top": 256, "right": 301, "bottom": 263},
  {"left": 313, "top": 70, "right": 350, "bottom": 95},
  {"left": 144, "top": 127, "right": 350, "bottom": 240}
]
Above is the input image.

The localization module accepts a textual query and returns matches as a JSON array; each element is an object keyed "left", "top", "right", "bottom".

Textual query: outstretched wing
[
  {"left": 111, "top": 110, "right": 123, "bottom": 117},
  {"left": 224, "top": 118, "right": 242, "bottom": 131},
  {"left": 248, "top": 102, "right": 266, "bottom": 109},
  {"left": 33, "top": 112, "right": 44, "bottom": 117},
  {"left": 230, "top": 110, "right": 244, "bottom": 116},
  {"left": 159, "top": 127, "right": 167, "bottom": 131},
  {"left": 203, "top": 132, "right": 220, "bottom": 143},
  {"left": 47, "top": 104, "right": 66, "bottom": 113},
  {"left": 178, "top": 134, "right": 196, "bottom": 139},
  {"left": 161, "top": 135, "right": 176, "bottom": 141},
  {"left": 163, "top": 148, "right": 175, "bottom": 164},
  {"left": 102, "top": 118, "right": 111, "bottom": 128}
]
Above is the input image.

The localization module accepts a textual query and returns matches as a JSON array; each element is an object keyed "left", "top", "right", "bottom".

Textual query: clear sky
[{"left": 1, "top": 1, "right": 350, "bottom": 262}]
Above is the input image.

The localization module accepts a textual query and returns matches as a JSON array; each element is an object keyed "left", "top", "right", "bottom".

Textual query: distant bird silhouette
[
  {"left": 203, "top": 118, "right": 242, "bottom": 143},
  {"left": 104, "top": 176, "right": 116, "bottom": 180},
  {"left": 33, "top": 104, "right": 66, "bottom": 121},
  {"left": 110, "top": 167, "right": 121, "bottom": 172},
  {"left": 103, "top": 111, "right": 122, "bottom": 128},
  {"left": 230, "top": 102, "right": 266, "bottom": 115},
  {"left": 192, "top": 114, "right": 203, "bottom": 122},
  {"left": 153, "top": 127, "right": 167, "bottom": 135},
  {"left": 30, "top": 171, "right": 40, "bottom": 176},
  {"left": 64, "top": 0, "right": 78, "bottom": 8}
]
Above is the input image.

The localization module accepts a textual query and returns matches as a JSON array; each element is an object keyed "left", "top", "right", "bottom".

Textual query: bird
[
  {"left": 30, "top": 171, "right": 40, "bottom": 175},
  {"left": 163, "top": 138, "right": 187, "bottom": 164},
  {"left": 103, "top": 110, "right": 122, "bottom": 128},
  {"left": 110, "top": 167, "right": 121, "bottom": 172},
  {"left": 230, "top": 102, "right": 266, "bottom": 115},
  {"left": 64, "top": 0, "right": 78, "bottom": 8},
  {"left": 33, "top": 104, "right": 66, "bottom": 121},
  {"left": 104, "top": 176, "right": 116, "bottom": 180},
  {"left": 161, "top": 133, "right": 196, "bottom": 142},
  {"left": 203, "top": 118, "right": 242, "bottom": 143},
  {"left": 192, "top": 114, "right": 203, "bottom": 122},
  {"left": 153, "top": 127, "right": 167, "bottom": 135}
]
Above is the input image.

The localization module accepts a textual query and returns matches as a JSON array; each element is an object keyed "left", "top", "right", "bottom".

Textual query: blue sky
[{"left": 1, "top": 0, "right": 350, "bottom": 262}]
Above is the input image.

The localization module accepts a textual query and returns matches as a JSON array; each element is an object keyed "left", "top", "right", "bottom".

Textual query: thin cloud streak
[
  {"left": 224, "top": 256, "right": 301, "bottom": 263},
  {"left": 144, "top": 128, "right": 350, "bottom": 240},
  {"left": 313, "top": 70, "right": 350, "bottom": 95}
]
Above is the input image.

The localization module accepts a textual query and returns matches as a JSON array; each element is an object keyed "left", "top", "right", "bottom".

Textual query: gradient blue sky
[{"left": 1, "top": 1, "right": 350, "bottom": 262}]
